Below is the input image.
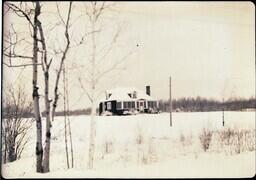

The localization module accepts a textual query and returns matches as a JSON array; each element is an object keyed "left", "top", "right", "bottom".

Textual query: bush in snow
[
  {"left": 100, "top": 138, "right": 115, "bottom": 160},
  {"left": 244, "top": 129, "right": 256, "bottom": 152},
  {"left": 138, "top": 138, "right": 158, "bottom": 165},
  {"left": 2, "top": 86, "right": 33, "bottom": 163},
  {"left": 135, "top": 126, "right": 144, "bottom": 145},
  {"left": 232, "top": 129, "right": 255, "bottom": 154},
  {"left": 216, "top": 128, "right": 255, "bottom": 154},
  {"left": 180, "top": 133, "right": 193, "bottom": 147},
  {"left": 199, "top": 128, "right": 213, "bottom": 152},
  {"left": 218, "top": 128, "right": 235, "bottom": 147},
  {"left": 104, "top": 139, "right": 114, "bottom": 154}
]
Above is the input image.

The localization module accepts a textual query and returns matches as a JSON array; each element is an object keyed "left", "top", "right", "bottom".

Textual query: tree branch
[
  {"left": 78, "top": 77, "right": 93, "bottom": 102},
  {"left": 52, "top": 2, "right": 73, "bottom": 122},
  {"left": 5, "top": 2, "right": 34, "bottom": 27},
  {"left": 96, "top": 50, "right": 134, "bottom": 81},
  {"left": 3, "top": 62, "right": 42, "bottom": 68},
  {"left": 4, "top": 52, "right": 33, "bottom": 59}
]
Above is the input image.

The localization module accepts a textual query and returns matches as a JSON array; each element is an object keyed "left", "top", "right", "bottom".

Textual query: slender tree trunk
[
  {"left": 66, "top": 68, "right": 74, "bottom": 168},
  {"left": 87, "top": 17, "right": 97, "bottom": 169},
  {"left": 63, "top": 65, "right": 70, "bottom": 169},
  {"left": 87, "top": 99, "right": 97, "bottom": 169},
  {"left": 33, "top": 1, "right": 43, "bottom": 173},
  {"left": 67, "top": 117, "right": 74, "bottom": 168},
  {"left": 42, "top": 70, "right": 51, "bottom": 173},
  {"left": 51, "top": 2, "right": 72, "bottom": 124},
  {"left": 38, "top": 15, "right": 51, "bottom": 173}
]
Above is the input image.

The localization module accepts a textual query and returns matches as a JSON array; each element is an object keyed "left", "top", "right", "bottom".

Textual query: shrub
[
  {"left": 180, "top": 133, "right": 193, "bottom": 147},
  {"left": 216, "top": 128, "right": 255, "bottom": 154},
  {"left": 138, "top": 138, "right": 157, "bottom": 165},
  {"left": 135, "top": 126, "right": 144, "bottom": 145},
  {"left": 103, "top": 139, "right": 114, "bottom": 154},
  {"left": 199, "top": 128, "right": 213, "bottom": 152}
]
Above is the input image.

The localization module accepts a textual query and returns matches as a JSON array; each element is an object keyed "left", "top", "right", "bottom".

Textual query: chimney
[{"left": 146, "top": 86, "right": 150, "bottom": 96}]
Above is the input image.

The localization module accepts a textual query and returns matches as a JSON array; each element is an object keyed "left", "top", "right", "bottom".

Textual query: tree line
[
  {"left": 159, "top": 96, "right": 256, "bottom": 112},
  {"left": 3, "top": 96, "right": 255, "bottom": 122}
]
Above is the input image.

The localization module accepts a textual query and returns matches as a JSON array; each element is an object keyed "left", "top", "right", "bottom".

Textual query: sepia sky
[{"left": 2, "top": 1, "right": 255, "bottom": 110}]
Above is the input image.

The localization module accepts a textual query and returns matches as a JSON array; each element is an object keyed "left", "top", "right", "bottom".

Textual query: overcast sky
[{"left": 2, "top": 1, "right": 255, "bottom": 110}]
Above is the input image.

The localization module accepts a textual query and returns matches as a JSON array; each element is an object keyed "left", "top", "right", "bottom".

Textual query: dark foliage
[{"left": 159, "top": 96, "right": 255, "bottom": 112}]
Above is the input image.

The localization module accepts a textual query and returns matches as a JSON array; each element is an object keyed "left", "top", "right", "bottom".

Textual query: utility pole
[
  {"left": 170, "top": 76, "right": 172, "bottom": 127},
  {"left": 222, "top": 98, "right": 225, "bottom": 127}
]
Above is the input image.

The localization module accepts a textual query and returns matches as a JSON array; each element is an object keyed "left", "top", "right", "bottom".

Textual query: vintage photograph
[{"left": 1, "top": 1, "right": 255, "bottom": 178}]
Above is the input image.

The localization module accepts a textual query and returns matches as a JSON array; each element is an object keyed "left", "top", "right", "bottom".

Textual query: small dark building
[{"left": 99, "top": 87, "right": 159, "bottom": 115}]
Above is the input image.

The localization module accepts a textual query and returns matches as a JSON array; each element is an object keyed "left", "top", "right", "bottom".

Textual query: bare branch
[
  {"left": 52, "top": 1, "right": 73, "bottom": 121},
  {"left": 96, "top": 50, "right": 134, "bottom": 81},
  {"left": 97, "top": 24, "right": 122, "bottom": 62},
  {"left": 95, "top": 1, "right": 105, "bottom": 21},
  {"left": 3, "top": 53, "right": 33, "bottom": 59},
  {"left": 5, "top": 2, "right": 34, "bottom": 27},
  {"left": 3, "top": 62, "right": 42, "bottom": 68},
  {"left": 78, "top": 77, "right": 93, "bottom": 102},
  {"left": 56, "top": 2, "right": 66, "bottom": 26}
]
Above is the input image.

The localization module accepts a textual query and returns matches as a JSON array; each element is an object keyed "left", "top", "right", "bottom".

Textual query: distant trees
[
  {"left": 159, "top": 96, "right": 256, "bottom": 112},
  {"left": 42, "top": 108, "right": 93, "bottom": 117}
]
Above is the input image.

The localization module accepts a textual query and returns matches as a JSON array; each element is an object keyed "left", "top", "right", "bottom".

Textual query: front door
[{"left": 138, "top": 101, "right": 144, "bottom": 112}]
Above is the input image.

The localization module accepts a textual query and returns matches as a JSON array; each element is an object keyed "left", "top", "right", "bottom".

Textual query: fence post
[{"left": 170, "top": 76, "right": 172, "bottom": 127}]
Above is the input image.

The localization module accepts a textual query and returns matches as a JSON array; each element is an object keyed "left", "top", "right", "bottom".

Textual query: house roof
[{"left": 99, "top": 87, "right": 157, "bottom": 102}]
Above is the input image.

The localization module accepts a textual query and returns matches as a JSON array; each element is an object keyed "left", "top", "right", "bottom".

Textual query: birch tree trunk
[
  {"left": 42, "top": 62, "right": 51, "bottom": 173},
  {"left": 38, "top": 16, "right": 52, "bottom": 173},
  {"left": 87, "top": 16, "right": 97, "bottom": 169},
  {"left": 33, "top": 1, "right": 43, "bottom": 173},
  {"left": 87, "top": 98, "right": 97, "bottom": 169},
  {"left": 81, "top": 1, "right": 131, "bottom": 169}
]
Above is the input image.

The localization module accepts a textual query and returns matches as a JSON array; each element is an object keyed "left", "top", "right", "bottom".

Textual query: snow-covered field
[{"left": 2, "top": 111, "right": 255, "bottom": 178}]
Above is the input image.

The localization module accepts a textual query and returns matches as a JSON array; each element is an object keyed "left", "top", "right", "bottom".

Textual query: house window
[
  {"left": 153, "top": 101, "right": 157, "bottom": 107},
  {"left": 140, "top": 102, "right": 143, "bottom": 106},
  {"left": 128, "top": 101, "right": 132, "bottom": 108},
  {"left": 137, "top": 101, "right": 139, "bottom": 108},
  {"left": 149, "top": 101, "right": 155, "bottom": 108},
  {"left": 107, "top": 102, "right": 111, "bottom": 110},
  {"left": 132, "top": 101, "right": 135, "bottom": 108},
  {"left": 148, "top": 101, "right": 152, "bottom": 108},
  {"left": 116, "top": 101, "right": 122, "bottom": 109},
  {"left": 148, "top": 101, "right": 156, "bottom": 108},
  {"left": 123, "top": 101, "right": 128, "bottom": 109}
]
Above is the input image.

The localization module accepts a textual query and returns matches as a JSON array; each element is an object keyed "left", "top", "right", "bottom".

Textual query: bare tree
[
  {"left": 3, "top": 1, "right": 44, "bottom": 172},
  {"left": 62, "top": 61, "right": 74, "bottom": 169},
  {"left": 37, "top": 1, "right": 74, "bottom": 173},
  {"left": 51, "top": 1, "right": 74, "bottom": 170},
  {"left": 79, "top": 1, "right": 136, "bottom": 169},
  {"left": 3, "top": 1, "right": 74, "bottom": 173},
  {"left": 2, "top": 85, "right": 33, "bottom": 163}
]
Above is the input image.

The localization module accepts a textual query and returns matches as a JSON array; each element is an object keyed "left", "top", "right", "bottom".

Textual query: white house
[{"left": 99, "top": 86, "right": 159, "bottom": 115}]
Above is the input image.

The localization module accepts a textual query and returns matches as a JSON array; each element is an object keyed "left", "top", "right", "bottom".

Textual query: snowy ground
[{"left": 2, "top": 111, "right": 255, "bottom": 178}]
